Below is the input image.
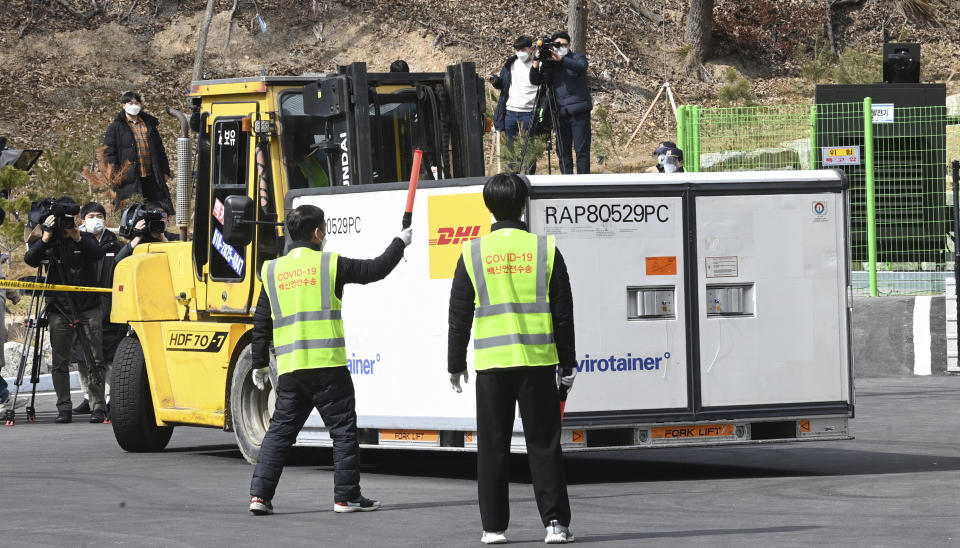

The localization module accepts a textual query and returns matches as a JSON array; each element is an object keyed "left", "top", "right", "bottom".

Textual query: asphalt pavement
[{"left": 1, "top": 376, "right": 958, "bottom": 547}]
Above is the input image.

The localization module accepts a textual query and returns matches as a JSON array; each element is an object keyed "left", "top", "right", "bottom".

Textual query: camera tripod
[
  {"left": 4, "top": 242, "right": 103, "bottom": 426},
  {"left": 517, "top": 75, "right": 565, "bottom": 176}
]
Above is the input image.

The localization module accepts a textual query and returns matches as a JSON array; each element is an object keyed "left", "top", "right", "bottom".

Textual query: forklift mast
[{"left": 301, "top": 62, "right": 485, "bottom": 186}]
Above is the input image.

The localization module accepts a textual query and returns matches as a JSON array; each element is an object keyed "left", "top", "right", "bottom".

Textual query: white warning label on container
[
  {"left": 705, "top": 256, "right": 738, "bottom": 278},
  {"left": 532, "top": 198, "right": 677, "bottom": 239}
]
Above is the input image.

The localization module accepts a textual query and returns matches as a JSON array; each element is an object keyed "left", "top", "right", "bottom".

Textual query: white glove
[
  {"left": 559, "top": 367, "right": 577, "bottom": 394},
  {"left": 450, "top": 371, "right": 469, "bottom": 393},
  {"left": 252, "top": 367, "right": 270, "bottom": 391},
  {"left": 397, "top": 227, "right": 413, "bottom": 247}
]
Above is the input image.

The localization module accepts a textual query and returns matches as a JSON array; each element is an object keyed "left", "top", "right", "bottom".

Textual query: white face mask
[
  {"left": 663, "top": 163, "right": 678, "bottom": 173},
  {"left": 85, "top": 217, "right": 105, "bottom": 235},
  {"left": 516, "top": 51, "right": 530, "bottom": 62},
  {"left": 556, "top": 47, "right": 569, "bottom": 57},
  {"left": 124, "top": 104, "right": 141, "bottom": 116}
]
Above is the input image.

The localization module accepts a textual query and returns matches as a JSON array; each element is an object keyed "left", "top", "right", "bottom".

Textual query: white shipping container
[{"left": 287, "top": 170, "right": 853, "bottom": 451}]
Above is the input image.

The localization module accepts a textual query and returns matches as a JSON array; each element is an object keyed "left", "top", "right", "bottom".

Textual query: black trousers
[
  {"left": 250, "top": 367, "right": 361, "bottom": 502},
  {"left": 556, "top": 110, "right": 591, "bottom": 175},
  {"left": 476, "top": 367, "right": 571, "bottom": 531}
]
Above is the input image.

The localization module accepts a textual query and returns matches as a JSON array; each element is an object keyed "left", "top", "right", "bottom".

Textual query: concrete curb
[
  {"left": 852, "top": 296, "right": 948, "bottom": 377},
  {"left": 3, "top": 371, "right": 80, "bottom": 392}
]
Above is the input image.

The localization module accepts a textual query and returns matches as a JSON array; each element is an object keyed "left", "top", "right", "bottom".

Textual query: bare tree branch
[
  {"left": 629, "top": 0, "right": 664, "bottom": 25},
  {"left": 224, "top": 0, "right": 240, "bottom": 55},
  {"left": 120, "top": 0, "right": 139, "bottom": 23},
  {"left": 603, "top": 35, "right": 630, "bottom": 64}
]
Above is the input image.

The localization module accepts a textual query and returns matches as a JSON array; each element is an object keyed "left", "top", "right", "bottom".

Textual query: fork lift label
[
  {"left": 166, "top": 331, "right": 229, "bottom": 352},
  {"left": 651, "top": 423, "right": 734, "bottom": 440}
]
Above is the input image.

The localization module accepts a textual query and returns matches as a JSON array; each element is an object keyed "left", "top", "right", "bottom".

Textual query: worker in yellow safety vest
[
  {"left": 248, "top": 204, "right": 412, "bottom": 515},
  {"left": 447, "top": 173, "right": 577, "bottom": 544}
]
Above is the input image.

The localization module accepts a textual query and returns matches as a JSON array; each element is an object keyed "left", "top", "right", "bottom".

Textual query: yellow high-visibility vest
[
  {"left": 463, "top": 229, "right": 558, "bottom": 370},
  {"left": 261, "top": 247, "right": 346, "bottom": 375}
]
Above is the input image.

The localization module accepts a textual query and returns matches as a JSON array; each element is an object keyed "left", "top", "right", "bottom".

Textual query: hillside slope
[{"left": 1, "top": 1, "right": 958, "bottom": 182}]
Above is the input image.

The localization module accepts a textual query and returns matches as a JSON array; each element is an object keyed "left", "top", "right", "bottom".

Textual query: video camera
[
  {"left": 119, "top": 202, "right": 166, "bottom": 239},
  {"left": 535, "top": 37, "right": 563, "bottom": 62},
  {"left": 28, "top": 197, "right": 79, "bottom": 237}
]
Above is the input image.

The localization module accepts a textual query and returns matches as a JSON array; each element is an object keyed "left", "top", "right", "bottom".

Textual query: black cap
[
  {"left": 653, "top": 141, "right": 677, "bottom": 156},
  {"left": 513, "top": 35, "right": 533, "bottom": 49},
  {"left": 665, "top": 147, "right": 684, "bottom": 162},
  {"left": 551, "top": 31, "right": 571, "bottom": 43}
]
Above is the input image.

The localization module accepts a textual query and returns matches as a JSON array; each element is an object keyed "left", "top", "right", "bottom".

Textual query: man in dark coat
[
  {"left": 531, "top": 31, "right": 592, "bottom": 175},
  {"left": 71, "top": 202, "right": 126, "bottom": 414},
  {"left": 103, "top": 91, "right": 175, "bottom": 215},
  {"left": 24, "top": 197, "right": 107, "bottom": 424}
]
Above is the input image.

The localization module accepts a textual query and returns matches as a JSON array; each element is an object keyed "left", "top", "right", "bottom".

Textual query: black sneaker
[
  {"left": 249, "top": 496, "right": 273, "bottom": 515},
  {"left": 54, "top": 411, "right": 72, "bottom": 424},
  {"left": 89, "top": 409, "right": 106, "bottom": 423},
  {"left": 72, "top": 399, "right": 91, "bottom": 414},
  {"left": 334, "top": 495, "right": 381, "bottom": 513}
]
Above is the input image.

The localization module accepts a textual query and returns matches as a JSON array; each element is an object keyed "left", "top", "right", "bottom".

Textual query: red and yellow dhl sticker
[
  {"left": 427, "top": 193, "right": 491, "bottom": 279},
  {"left": 429, "top": 225, "right": 481, "bottom": 246}
]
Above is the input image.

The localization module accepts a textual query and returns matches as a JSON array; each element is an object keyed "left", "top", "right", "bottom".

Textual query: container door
[
  {"left": 205, "top": 102, "right": 258, "bottom": 313},
  {"left": 528, "top": 193, "right": 690, "bottom": 415},
  {"left": 694, "top": 193, "right": 851, "bottom": 408}
]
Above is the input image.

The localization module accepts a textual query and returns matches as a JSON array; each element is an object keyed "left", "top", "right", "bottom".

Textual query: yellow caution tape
[{"left": 0, "top": 279, "right": 112, "bottom": 293}]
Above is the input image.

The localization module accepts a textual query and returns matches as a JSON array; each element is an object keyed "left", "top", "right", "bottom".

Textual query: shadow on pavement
[
  {"left": 184, "top": 444, "right": 960, "bottom": 485},
  {"left": 572, "top": 525, "right": 823, "bottom": 543}
]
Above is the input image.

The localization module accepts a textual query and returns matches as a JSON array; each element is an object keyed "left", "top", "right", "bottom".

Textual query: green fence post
[
  {"left": 809, "top": 104, "right": 818, "bottom": 170},
  {"left": 864, "top": 98, "right": 878, "bottom": 296},
  {"left": 691, "top": 105, "right": 701, "bottom": 172},
  {"left": 676, "top": 105, "right": 687, "bottom": 159}
]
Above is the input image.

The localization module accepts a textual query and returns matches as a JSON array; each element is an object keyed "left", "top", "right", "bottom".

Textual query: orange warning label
[
  {"left": 799, "top": 420, "right": 811, "bottom": 433},
  {"left": 380, "top": 430, "right": 439, "bottom": 443},
  {"left": 571, "top": 430, "right": 584, "bottom": 443},
  {"left": 651, "top": 423, "right": 734, "bottom": 440},
  {"left": 646, "top": 256, "right": 677, "bottom": 276}
]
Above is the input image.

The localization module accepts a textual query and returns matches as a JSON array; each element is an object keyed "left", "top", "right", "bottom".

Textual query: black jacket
[
  {"left": 530, "top": 52, "right": 592, "bottom": 117},
  {"left": 24, "top": 232, "right": 105, "bottom": 314},
  {"left": 103, "top": 111, "right": 172, "bottom": 202},
  {"left": 447, "top": 220, "right": 575, "bottom": 375},
  {"left": 251, "top": 238, "right": 406, "bottom": 369},
  {"left": 91, "top": 229, "right": 125, "bottom": 313}
]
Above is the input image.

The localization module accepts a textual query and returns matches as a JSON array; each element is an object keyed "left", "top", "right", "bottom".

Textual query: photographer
[
  {"left": 530, "top": 31, "right": 592, "bottom": 175},
  {"left": 24, "top": 197, "right": 107, "bottom": 424},
  {"left": 71, "top": 202, "right": 125, "bottom": 415},
  {"left": 115, "top": 201, "right": 179, "bottom": 264}
]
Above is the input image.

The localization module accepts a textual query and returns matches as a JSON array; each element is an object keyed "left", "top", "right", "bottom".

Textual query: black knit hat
[
  {"left": 80, "top": 201, "right": 106, "bottom": 218},
  {"left": 513, "top": 35, "right": 533, "bottom": 49}
]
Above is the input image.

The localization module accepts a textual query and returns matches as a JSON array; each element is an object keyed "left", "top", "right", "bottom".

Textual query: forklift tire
[
  {"left": 111, "top": 336, "right": 173, "bottom": 452},
  {"left": 230, "top": 346, "right": 277, "bottom": 464}
]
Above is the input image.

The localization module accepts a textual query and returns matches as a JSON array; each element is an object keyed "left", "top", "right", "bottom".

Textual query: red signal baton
[{"left": 402, "top": 149, "right": 423, "bottom": 229}]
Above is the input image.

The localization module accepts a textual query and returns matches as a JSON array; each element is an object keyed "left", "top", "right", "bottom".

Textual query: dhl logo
[{"left": 429, "top": 225, "right": 481, "bottom": 246}]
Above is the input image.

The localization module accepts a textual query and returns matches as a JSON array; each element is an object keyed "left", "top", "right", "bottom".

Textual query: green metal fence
[{"left": 678, "top": 100, "right": 960, "bottom": 296}]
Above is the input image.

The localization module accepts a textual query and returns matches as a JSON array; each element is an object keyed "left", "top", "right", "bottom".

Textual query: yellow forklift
[{"left": 109, "top": 62, "right": 485, "bottom": 461}]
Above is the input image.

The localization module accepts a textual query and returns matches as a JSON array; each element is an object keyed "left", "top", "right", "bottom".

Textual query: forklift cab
[{"left": 197, "top": 62, "right": 486, "bottom": 314}]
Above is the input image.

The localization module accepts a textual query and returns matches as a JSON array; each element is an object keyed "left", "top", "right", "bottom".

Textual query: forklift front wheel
[{"left": 229, "top": 346, "right": 277, "bottom": 464}]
